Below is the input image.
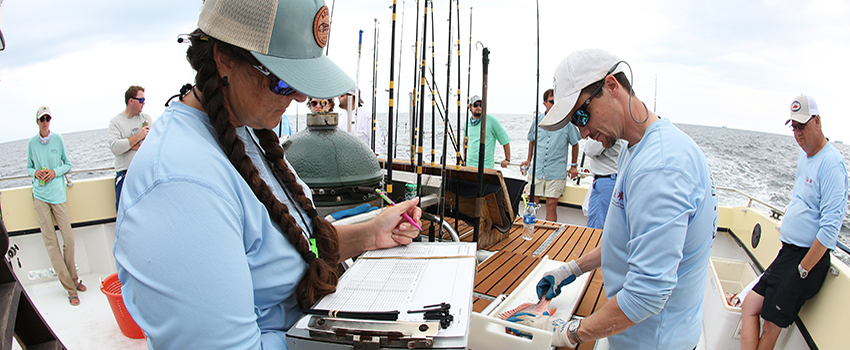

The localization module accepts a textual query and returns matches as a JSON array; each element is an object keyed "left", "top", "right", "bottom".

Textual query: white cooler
[{"left": 703, "top": 257, "right": 758, "bottom": 350}]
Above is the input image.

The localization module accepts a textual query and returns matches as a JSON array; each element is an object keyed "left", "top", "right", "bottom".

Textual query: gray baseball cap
[{"left": 198, "top": 0, "right": 354, "bottom": 99}]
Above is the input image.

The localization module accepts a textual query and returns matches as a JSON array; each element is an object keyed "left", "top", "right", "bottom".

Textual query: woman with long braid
[{"left": 113, "top": 1, "right": 422, "bottom": 348}]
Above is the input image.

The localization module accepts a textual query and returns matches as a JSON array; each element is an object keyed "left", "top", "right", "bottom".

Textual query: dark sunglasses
[
  {"left": 789, "top": 116, "right": 815, "bottom": 131},
  {"left": 309, "top": 100, "right": 325, "bottom": 107},
  {"left": 38, "top": 115, "right": 52, "bottom": 122},
  {"left": 472, "top": 102, "right": 482, "bottom": 108},
  {"left": 547, "top": 100, "right": 554, "bottom": 104},
  {"left": 130, "top": 97, "right": 146, "bottom": 104},
  {"left": 570, "top": 62, "right": 622, "bottom": 127},
  {"left": 252, "top": 65, "right": 297, "bottom": 96}
]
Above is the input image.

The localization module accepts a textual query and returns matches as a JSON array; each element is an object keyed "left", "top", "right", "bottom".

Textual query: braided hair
[{"left": 185, "top": 29, "right": 340, "bottom": 308}]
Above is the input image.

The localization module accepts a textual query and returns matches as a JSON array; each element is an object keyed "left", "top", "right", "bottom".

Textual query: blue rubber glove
[{"left": 536, "top": 260, "right": 582, "bottom": 300}]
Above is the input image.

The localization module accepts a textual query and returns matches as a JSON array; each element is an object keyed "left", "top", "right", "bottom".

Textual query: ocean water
[{"left": 2, "top": 112, "right": 849, "bottom": 260}]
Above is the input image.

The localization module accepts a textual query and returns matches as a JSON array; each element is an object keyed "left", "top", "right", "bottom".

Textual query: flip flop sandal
[
  {"left": 69, "top": 295, "right": 80, "bottom": 306},
  {"left": 76, "top": 281, "right": 87, "bottom": 292}
]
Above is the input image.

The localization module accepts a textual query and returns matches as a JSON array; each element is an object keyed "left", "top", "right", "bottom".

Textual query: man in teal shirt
[
  {"left": 464, "top": 95, "right": 511, "bottom": 169},
  {"left": 27, "top": 105, "right": 86, "bottom": 306}
]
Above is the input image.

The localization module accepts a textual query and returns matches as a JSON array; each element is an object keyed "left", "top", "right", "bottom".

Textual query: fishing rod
[
  {"left": 415, "top": 0, "right": 430, "bottom": 198},
  {"left": 462, "top": 7, "right": 472, "bottom": 166},
  {"left": 392, "top": 0, "right": 406, "bottom": 160},
  {"left": 474, "top": 45, "right": 490, "bottom": 243},
  {"left": 454, "top": 0, "right": 462, "bottom": 233},
  {"left": 437, "top": 0, "right": 455, "bottom": 240},
  {"left": 386, "top": 0, "right": 399, "bottom": 195},
  {"left": 371, "top": 19, "right": 379, "bottom": 152},
  {"left": 409, "top": 0, "right": 422, "bottom": 165},
  {"left": 529, "top": 0, "right": 540, "bottom": 200},
  {"left": 429, "top": 0, "right": 437, "bottom": 169},
  {"left": 422, "top": 69, "right": 460, "bottom": 153},
  {"left": 353, "top": 29, "right": 364, "bottom": 133},
  {"left": 325, "top": 0, "right": 336, "bottom": 55}
]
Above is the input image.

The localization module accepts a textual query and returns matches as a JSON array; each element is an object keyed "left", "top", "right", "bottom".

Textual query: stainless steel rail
[{"left": 0, "top": 167, "right": 114, "bottom": 184}]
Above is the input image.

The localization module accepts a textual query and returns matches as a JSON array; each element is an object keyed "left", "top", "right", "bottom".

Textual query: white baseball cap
[
  {"left": 36, "top": 105, "right": 51, "bottom": 119},
  {"left": 539, "top": 49, "right": 626, "bottom": 131},
  {"left": 786, "top": 94, "right": 819, "bottom": 125},
  {"left": 198, "top": 0, "right": 354, "bottom": 99}
]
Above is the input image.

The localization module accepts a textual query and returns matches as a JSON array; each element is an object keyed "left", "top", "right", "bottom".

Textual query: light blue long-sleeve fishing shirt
[
  {"left": 601, "top": 118, "right": 718, "bottom": 349},
  {"left": 114, "top": 102, "right": 313, "bottom": 349},
  {"left": 26, "top": 133, "right": 72, "bottom": 204},
  {"left": 780, "top": 143, "right": 848, "bottom": 250}
]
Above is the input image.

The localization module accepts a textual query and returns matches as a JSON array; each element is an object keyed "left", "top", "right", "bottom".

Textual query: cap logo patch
[
  {"left": 791, "top": 101, "right": 802, "bottom": 112},
  {"left": 313, "top": 6, "right": 330, "bottom": 48}
]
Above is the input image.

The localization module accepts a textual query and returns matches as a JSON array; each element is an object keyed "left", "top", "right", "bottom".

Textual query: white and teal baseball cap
[{"left": 198, "top": 0, "right": 354, "bottom": 99}]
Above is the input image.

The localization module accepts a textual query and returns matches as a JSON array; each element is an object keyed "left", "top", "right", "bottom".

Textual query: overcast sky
[{"left": 1, "top": 0, "right": 849, "bottom": 144}]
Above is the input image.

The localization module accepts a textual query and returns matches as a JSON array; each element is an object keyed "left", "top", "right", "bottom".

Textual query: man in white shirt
[
  {"left": 108, "top": 85, "right": 152, "bottom": 209},
  {"left": 338, "top": 88, "right": 383, "bottom": 156},
  {"left": 584, "top": 138, "right": 624, "bottom": 229}
]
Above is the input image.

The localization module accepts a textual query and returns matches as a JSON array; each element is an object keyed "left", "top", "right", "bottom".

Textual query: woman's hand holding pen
[{"left": 370, "top": 197, "right": 422, "bottom": 248}]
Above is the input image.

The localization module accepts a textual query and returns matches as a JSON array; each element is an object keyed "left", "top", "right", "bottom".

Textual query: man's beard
[{"left": 473, "top": 111, "right": 482, "bottom": 118}]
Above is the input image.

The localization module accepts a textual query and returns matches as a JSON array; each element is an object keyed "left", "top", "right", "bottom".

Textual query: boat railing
[
  {"left": 716, "top": 186, "right": 850, "bottom": 256},
  {"left": 0, "top": 167, "right": 115, "bottom": 186}
]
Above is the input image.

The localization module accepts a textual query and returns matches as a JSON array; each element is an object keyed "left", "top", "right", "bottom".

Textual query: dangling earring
[{"left": 222, "top": 76, "right": 229, "bottom": 86}]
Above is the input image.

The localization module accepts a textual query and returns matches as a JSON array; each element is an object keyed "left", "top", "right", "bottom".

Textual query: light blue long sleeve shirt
[
  {"left": 26, "top": 133, "right": 72, "bottom": 204},
  {"left": 601, "top": 118, "right": 717, "bottom": 349},
  {"left": 526, "top": 114, "right": 581, "bottom": 179},
  {"left": 780, "top": 143, "right": 848, "bottom": 250},
  {"left": 114, "top": 102, "right": 313, "bottom": 350}
]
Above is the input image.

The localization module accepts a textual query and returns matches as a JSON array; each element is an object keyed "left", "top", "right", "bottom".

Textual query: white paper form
[{"left": 308, "top": 242, "right": 477, "bottom": 338}]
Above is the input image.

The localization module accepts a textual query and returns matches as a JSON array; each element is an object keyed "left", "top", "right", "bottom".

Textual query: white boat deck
[{"left": 14, "top": 272, "right": 147, "bottom": 350}]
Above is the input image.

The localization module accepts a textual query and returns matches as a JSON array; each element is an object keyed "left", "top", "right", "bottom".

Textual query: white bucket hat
[
  {"left": 539, "top": 49, "right": 626, "bottom": 131},
  {"left": 198, "top": 0, "right": 354, "bottom": 99}
]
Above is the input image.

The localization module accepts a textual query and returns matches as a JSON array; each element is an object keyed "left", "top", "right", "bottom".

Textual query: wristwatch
[
  {"left": 798, "top": 263, "right": 809, "bottom": 279},
  {"left": 567, "top": 318, "right": 582, "bottom": 347}
]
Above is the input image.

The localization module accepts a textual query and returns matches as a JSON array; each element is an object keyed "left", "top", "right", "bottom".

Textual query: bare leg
[
  {"left": 740, "top": 291, "right": 764, "bottom": 350},
  {"left": 757, "top": 320, "right": 782, "bottom": 350},
  {"left": 545, "top": 197, "right": 558, "bottom": 222}
]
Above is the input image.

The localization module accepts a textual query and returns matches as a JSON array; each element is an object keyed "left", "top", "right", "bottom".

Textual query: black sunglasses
[
  {"left": 547, "top": 99, "right": 554, "bottom": 104},
  {"left": 38, "top": 115, "right": 52, "bottom": 122},
  {"left": 570, "top": 61, "right": 622, "bottom": 127},
  {"left": 130, "top": 97, "right": 146, "bottom": 104},
  {"left": 789, "top": 116, "right": 815, "bottom": 132},
  {"left": 309, "top": 100, "right": 326, "bottom": 107},
  {"left": 472, "top": 102, "right": 482, "bottom": 108},
  {"left": 252, "top": 65, "right": 297, "bottom": 96}
]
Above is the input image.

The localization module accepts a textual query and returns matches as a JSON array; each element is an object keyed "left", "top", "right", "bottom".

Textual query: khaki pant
[{"left": 33, "top": 198, "right": 78, "bottom": 294}]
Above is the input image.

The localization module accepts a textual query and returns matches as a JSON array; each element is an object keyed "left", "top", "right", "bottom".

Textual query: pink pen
[{"left": 375, "top": 189, "right": 423, "bottom": 231}]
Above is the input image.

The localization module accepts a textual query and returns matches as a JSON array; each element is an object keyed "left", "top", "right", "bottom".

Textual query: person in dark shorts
[{"left": 740, "top": 94, "right": 848, "bottom": 350}]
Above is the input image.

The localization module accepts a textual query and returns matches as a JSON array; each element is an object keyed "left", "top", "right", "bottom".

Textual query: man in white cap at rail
[
  {"left": 27, "top": 105, "right": 87, "bottom": 306},
  {"left": 338, "top": 87, "right": 383, "bottom": 156},
  {"left": 740, "top": 95, "right": 848, "bottom": 350},
  {"left": 464, "top": 94, "right": 511, "bottom": 169},
  {"left": 507, "top": 49, "right": 718, "bottom": 349}
]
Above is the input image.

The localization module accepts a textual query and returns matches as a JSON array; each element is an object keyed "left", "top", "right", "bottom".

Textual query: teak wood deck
[{"left": 420, "top": 217, "right": 606, "bottom": 350}]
